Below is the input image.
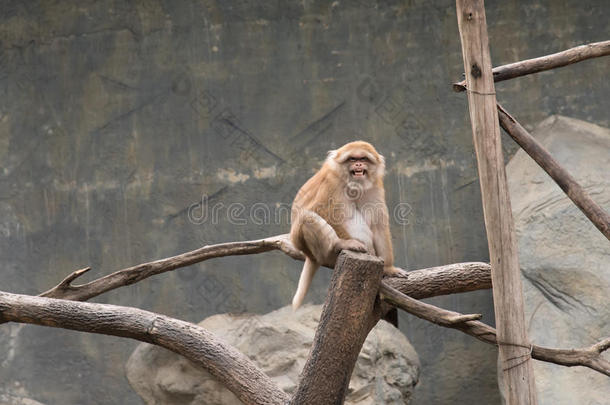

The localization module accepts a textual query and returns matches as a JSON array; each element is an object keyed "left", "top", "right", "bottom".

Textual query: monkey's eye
[{"left": 348, "top": 157, "right": 357, "bottom": 162}]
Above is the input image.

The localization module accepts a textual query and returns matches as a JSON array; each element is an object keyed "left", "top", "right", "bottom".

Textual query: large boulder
[
  {"left": 506, "top": 115, "right": 610, "bottom": 404},
  {"left": 126, "top": 304, "right": 420, "bottom": 405}
]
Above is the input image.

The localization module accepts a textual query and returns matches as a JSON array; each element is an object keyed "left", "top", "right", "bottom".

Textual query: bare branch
[
  {"left": 0, "top": 291, "right": 289, "bottom": 405},
  {"left": 380, "top": 281, "right": 482, "bottom": 327},
  {"left": 381, "top": 282, "right": 610, "bottom": 377},
  {"left": 532, "top": 338, "right": 610, "bottom": 377},
  {"left": 497, "top": 104, "right": 610, "bottom": 241},
  {"left": 41, "top": 234, "right": 304, "bottom": 301},
  {"left": 39, "top": 234, "right": 491, "bottom": 304},
  {"left": 453, "top": 40, "right": 610, "bottom": 91},
  {"left": 41, "top": 266, "right": 91, "bottom": 295}
]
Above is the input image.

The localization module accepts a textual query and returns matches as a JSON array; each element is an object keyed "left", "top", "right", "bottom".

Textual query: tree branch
[
  {"left": 39, "top": 234, "right": 491, "bottom": 303},
  {"left": 0, "top": 291, "right": 289, "bottom": 405},
  {"left": 41, "top": 234, "right": 304, "bottom": 301},
  {"left": 380, "top": 280, "right": 482, "bottom": 327},
  {"left": 497, "top": 104, "right": 610, "bottom": 241},
  {"left": 383, "top": 261, "right": 491, "bottom": 299},
  {"left": 4, "top": 238, "right": 606, "bottom": 384},
  {"left": 380, "top": 282, "right": 610, "bottom": 377},
  {"left": 453, "top": 40, "right": 610, "bottom": 91}
]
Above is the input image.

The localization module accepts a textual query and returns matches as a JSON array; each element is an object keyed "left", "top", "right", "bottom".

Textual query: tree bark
[
  {"left": 41, "top": 234, "right": 304, "bottom": 301},
  {"left": 453, "top": 40, "right": 610, "bottom": 91},
  {"left": 291, "top": 251, "right": 384, "bottom": 405},
  {"left": 0, "top": 292, "right": 289, "bottom": 405},
  {"left": 38, "top": 232, "right": 491, "bottom": 305},
  {"left": 384, "top": 261, "right": 491, "bottom": 298},
  {"left": 497, "top": 104, "right": 610, "bottom": 241},
  {"left": 455, "top": 1, "right": 537, "bottom": 403},
  {"left": 381, "top": 282, "right": 610, "bottom": 377}
]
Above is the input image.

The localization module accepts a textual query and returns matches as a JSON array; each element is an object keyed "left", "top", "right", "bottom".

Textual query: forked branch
[
  {"left": 40, "top": 234, "right": 491, "bottom": 303},
  {"left": 41, "top": 234, "right": 304, "bottom": 301},
  {"left": 380, "top": 282, "right": 610, "bottom": 377}
]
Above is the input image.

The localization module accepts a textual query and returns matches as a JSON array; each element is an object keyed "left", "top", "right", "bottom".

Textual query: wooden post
[
  {"left": 290, "top": 251, "right": 384, "bottom": 405},
  {"left": 455, "top": 1, "right": 537, "bottom": 404}
]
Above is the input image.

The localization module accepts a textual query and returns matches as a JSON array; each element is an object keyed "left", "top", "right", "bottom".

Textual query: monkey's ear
[
  {"left": 377, "top": 154, "right": 386, "bottom": 177},
  {"left": 325, "top": 149, "right": 342, "bottom": 171}
]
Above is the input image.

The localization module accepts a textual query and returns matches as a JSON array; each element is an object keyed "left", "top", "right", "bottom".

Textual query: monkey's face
[
  {"left": 338, "top": 147, "right": 383, "bottom": 192},
  {"left": 346, "top": 155, "right": 372, "bottom": 180},
  {"left": 326, "top": 141, "right": 386, "bottom": 189}
]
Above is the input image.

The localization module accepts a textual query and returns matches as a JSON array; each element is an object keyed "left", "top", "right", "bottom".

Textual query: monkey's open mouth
[{"left": 351, "top": 169, "right": 367, "bottom": 177}]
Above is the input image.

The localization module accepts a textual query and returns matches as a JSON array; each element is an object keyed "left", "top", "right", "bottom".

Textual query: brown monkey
[{"left": 290, "top": 141, "right": 403, "bottom": 310}]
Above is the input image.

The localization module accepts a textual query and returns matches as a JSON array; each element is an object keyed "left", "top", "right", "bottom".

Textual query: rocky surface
[
  {"left": 0, "top": 388, "right": 47, "bottom": 405},
  {"left": 506, "top": 115, "right": 610, "bottom": 405},
  {"left": 127, "top": 304, "right": 420, "bottom": 405}
]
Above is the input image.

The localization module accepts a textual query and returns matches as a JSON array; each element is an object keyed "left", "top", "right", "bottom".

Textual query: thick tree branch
[
  {"left": 453, "top": 40, "right": 610, "bottom": 91},
  {"left": 383, "top": 261, "right": 491, "bottom": 299},
  {"left": 0, "top": 291, "right": 289, "bottom": 405},
  {"left": 380, "top": 282, "right": 610, "bottom": 377},
  {"left": 292, "top": 251, "right": 385, "bottom": 404},
  {"left": 40, "top": 234, "right": 491, "bottom": 303}
]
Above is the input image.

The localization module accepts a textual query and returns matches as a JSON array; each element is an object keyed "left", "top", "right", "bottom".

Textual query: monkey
[{"left": 290, "top": 141, "right": 404, "bottom": 310}]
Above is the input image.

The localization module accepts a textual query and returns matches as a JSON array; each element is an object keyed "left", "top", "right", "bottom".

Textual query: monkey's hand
[
  {"left": 333, "top": 238, "right": 368, "bottom": 254},
  {"left": 383, "top": 265, "right": 409, "bottom": 278}
]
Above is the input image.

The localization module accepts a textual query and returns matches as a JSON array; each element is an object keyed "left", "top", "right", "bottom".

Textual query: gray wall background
[{"left": 0, "top": 1, "right": 608, "bottom": 404}]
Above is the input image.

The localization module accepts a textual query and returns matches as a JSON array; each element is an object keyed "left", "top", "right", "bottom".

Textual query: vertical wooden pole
[{"left": 455, "top": 1, "right": 537, "bottom": 404}]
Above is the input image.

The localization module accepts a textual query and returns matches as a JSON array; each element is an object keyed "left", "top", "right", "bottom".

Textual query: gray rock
[
  {"left": 126, "top": 304, "right": 420, "bottom": 404},
  {"left": 506, "top": 115, "right": 610, "bottom": 404},
  {"left": 0, "top": 388, "right": 46, "bottom": 405}
]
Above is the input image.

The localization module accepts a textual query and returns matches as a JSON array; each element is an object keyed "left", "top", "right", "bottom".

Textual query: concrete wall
[{"left": 0, "top": 1, "right": 608, "bottom": 404}]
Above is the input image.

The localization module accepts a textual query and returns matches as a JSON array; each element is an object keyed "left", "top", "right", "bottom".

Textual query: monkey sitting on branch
[{"left": 290, "top": 141, "right": 405, "bottom": 310}]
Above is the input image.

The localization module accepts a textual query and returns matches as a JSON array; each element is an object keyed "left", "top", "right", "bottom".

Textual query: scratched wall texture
[{"left": 0, "top": 1, "right": 608, "bottom": 404}]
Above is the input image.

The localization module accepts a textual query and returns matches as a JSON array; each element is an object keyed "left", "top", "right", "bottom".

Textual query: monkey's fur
[{"left": 290, "top": 141, "right": 403, "bottom": 310}]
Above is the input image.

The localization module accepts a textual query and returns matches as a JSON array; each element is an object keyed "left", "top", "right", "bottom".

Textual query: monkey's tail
[{"left": 292, "top": 258, "right": 320, "bottom": 311}]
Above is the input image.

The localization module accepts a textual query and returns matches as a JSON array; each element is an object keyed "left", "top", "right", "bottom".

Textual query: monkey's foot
[
  {"left": 384, "top": 266, "right": 409, "bottom": 278},
  {"left": 334, "top": 238, "right": 368, "bottom": 254}
]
